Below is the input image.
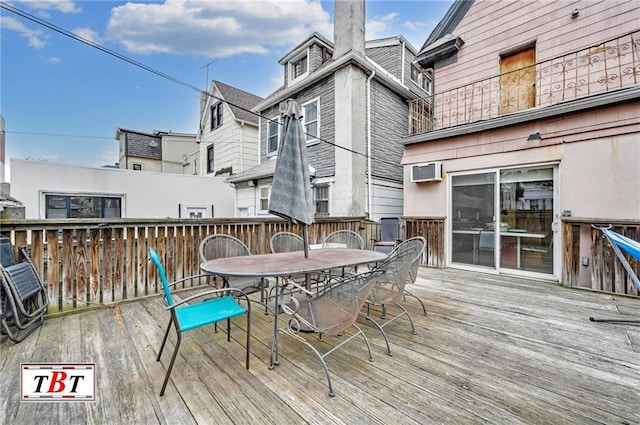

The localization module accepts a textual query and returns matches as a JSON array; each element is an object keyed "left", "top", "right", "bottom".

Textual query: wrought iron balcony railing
[{"left": 409, "top": 29, "right": 640, "bottom": 135}]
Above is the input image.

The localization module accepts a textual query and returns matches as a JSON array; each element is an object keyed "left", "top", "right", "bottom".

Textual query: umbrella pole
[{"left": 302, "top": 224, "right": 309, "bottom": 259}]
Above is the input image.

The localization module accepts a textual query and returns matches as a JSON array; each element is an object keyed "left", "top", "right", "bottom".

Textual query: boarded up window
[{"left": 499, "top": 46, "right": 536, "bottom": 114}]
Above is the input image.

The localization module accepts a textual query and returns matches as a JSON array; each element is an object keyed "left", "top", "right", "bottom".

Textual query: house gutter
[{"left": 366, "top": 68, "right": 375, "bottom": 219}]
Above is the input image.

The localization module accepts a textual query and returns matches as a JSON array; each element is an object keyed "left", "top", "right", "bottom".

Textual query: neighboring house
[
  {"left": 9, "top": 159, "right": 235, "bottom": 219},
  {"left": 226, "top": 1, "right": 430, "bottom": 220},
  {"left": 197, "top": 80, "right": 263, "bottom": 177},
  {"left": 116, "top": 128, "right": 198, "bottom": 174},
  {"left": 402, "top": 0, "right": 640, "bottom": 283}
]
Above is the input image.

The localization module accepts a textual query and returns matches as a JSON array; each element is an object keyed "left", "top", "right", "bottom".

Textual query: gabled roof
[
  {"left": 213, "top": 80, "right": 263, "bottom": 125},
  {"left": 278, "top": 32, "right": 334, "bottom": 65},
  {"left": 418, "top": 0, "right": 474, "bottom": 51}
]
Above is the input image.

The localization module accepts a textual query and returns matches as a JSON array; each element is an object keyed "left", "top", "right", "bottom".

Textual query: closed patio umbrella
[{"left": 268, "top": 99, "right": 314, "bottom": 258}]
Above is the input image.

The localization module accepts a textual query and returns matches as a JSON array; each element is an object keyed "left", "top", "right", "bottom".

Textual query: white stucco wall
[{"left": 10, "top": 159, "right": 235, "bottom": 219}]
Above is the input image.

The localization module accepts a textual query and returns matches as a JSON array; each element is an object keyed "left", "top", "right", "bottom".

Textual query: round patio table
[{"left": 200, "top": 248, "right": 387, "bottom": 368}]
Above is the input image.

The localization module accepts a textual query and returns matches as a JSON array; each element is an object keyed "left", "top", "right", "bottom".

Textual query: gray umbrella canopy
[{"left": 268, "top": 99, "right": 315, "bottom": 226}]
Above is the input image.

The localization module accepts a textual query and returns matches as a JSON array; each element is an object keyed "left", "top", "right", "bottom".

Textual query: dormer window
[{"left": 289, "top": 51, "right": 309, "bottom": 84}]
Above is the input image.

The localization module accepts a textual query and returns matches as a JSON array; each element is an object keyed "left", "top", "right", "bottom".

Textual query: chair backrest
[
  {"left": 148, "top": 248, "right": 174, "bottom": 306},
  {"left": 270, "top": 232, "right": 304, "bottom": 253},
  {"left": 0, "top": 237, "right": 14, "bottom": 267},
  {"left": 379, "top": 217, "right": 401, "bottom": 242},
  {"left": 200, "top": 234, "right": 252, "bottom": 263},
  {"left": 369, "top": 240, "right": 424, "bottom": 304},
  {"left": 298, "top": 270, "right": 385, "bottom": 335},
  {"left": 1, "top": 263, "right": 44, "bottom": 302},
  {"left": 392, "top": 236, "right": 426, "bottom": 282},
  {"left": 323, "top": 230, "right": 364, "bottom": 249}
]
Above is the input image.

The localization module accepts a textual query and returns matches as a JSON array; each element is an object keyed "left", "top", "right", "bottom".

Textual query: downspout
[
  {"left": 400, "top": 39, "right": 405, "bottom": 85},
  {"left": 366, "top": 68, "right": 376, "bottom": 220},
  {"left": 239, "top": 122, "right": 244, "bottom": 172}
]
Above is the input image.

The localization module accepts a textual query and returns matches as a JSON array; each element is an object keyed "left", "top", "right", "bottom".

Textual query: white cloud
[
  {"left": 73, "top": 27, "right": 100, "bottom": 44},
  {"left": 17, "top": 0, "right": 81, "bottom": 14},
  {"left": 366, "top": 12, "right": 399, "bottom": 40},
  {"left": 0, "top": 16, "right": 47, "bottom": 48},
  {"left": 106, "top": 0, "right": 332, "bottom": 58},
  {"left": 47, "top": 56, "right": 61, "bottom": 63}
]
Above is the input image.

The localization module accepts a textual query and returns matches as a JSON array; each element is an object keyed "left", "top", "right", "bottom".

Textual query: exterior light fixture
[{"left": 527, "top": 132, "right": 542, "bottom": 141}]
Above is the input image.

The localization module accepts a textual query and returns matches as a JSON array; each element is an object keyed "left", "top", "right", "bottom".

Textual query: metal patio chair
[
  {"left": 270, "top": 231, "right": 304, "bottom": 253},
  {"left": 148, "top": 248, "right": 252, "bottom": 396},
  {"left": 322, "top": 230, "right": 364, "bottom": 278},
  {"left": 322, "top": 229, "right": 364, "bottom": 249},
  {"left": 278, "top": 269, "right": 385, "bottom": 397},
  {"left": 199, "top": 234, "right": 267, "bottom": 300},
  {"left": 372, "top": 217, "right": 402, "bottom": 254},
  {"left": 0, "top": 244, "right": 49, "bottom": 343},
  {"left": 363, "top": 236, "right": 426, "bottom": 356}
]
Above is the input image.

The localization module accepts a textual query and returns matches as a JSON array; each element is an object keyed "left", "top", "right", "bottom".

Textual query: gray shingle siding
[
  {"left": 366, "top": 45, "right": 401, "bottom": 79},
  {"left": 259, "top": 75, "right": 336, "bottom": 178},
  {"left": 125, "top": 132, "right": 162, "bottom": 160},
  {"left": 370, "top": 80, "right": 406, "bottom": 183}
]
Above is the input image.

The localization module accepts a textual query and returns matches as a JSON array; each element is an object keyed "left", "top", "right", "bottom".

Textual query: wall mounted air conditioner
[{"left": 411, "top": 162, "right": 442, "bottom": 182}]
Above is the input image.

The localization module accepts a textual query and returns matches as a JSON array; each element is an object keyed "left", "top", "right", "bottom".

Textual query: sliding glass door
[
  {"left": 451, "top": 172, "right": 496, "bottom": 268},
  {"left": 450, "top": 165, "right": 557, "bottom": 277}
]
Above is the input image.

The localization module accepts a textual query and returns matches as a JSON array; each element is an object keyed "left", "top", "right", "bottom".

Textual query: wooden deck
[{"left": 2, "top": 268, "right": 640, "bottom": 424}]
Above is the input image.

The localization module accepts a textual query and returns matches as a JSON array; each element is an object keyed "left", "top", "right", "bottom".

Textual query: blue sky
[{"left": 1, "top": 0, "right": 452, "bottom": 179}]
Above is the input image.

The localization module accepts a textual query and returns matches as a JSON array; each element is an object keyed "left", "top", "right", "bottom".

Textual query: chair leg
[
  {"left": 226, "top": 318, "right": 231, "bottom": 342},
  {"left": 394, "top": 303, "right": 416, "bottom": 335},
  {"left": 160, "top": 329, "right": 181, "bottom": 396},
  {"left": 157, "top": 316, "right": 174, "bottom": 361},
  {"left": 404, "top": 289, "right": 427, "bottom": 316},
  {"left": 362, "top": 313, "right": 392, "bottom": 356},
  {"left": 245, "top": 312, "right": 251, "bottom": 370}
]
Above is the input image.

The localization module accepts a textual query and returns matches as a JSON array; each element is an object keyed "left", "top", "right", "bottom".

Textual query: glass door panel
[
  {"left": 499, "top": 167, "right": 554, "bottom": 274},
  {"left": 451, "top": 173, "right": 496, "bottom": 268}
]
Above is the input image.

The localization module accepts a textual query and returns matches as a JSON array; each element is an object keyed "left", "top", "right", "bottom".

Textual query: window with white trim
[
  {"left": 210, "top": 103, "right": 223, "bottom": 130},
  {"left": 314, "top": 183, "right": 329, "bottom": 216},
  {"left": 45, "top": 194, "right": 122, "bottom": 219},
  {"left": 303, "top": 99, "right": 319, "bottom": 142},
  {"left": 411, "top": 65, "right": 432, "bottom": 94},
  {"left": 259, "top": 186, "right": 270, "bottom": 212},
  {"left": 288, "top": 51, "right": 309, "bottom": 84},
  {"left": 267, "top": 118, "right": 279, "bottom": 155},
  {"left": 206, "top": 144, "right": 214, "bottom": 173}
]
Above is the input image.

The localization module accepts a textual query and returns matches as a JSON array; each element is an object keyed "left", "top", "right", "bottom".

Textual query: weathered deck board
[{"left": 2, "top": 268, "right": 640, "bottom": 425}]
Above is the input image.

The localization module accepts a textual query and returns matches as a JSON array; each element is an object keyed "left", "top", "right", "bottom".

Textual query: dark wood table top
[{"left": 200, "top": 248, "right": 387, "bottom": 277}]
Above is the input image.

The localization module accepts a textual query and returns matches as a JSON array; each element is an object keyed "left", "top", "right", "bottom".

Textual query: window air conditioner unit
[{"left": 411, "top": 162, "right": 442, "bottom": 182}]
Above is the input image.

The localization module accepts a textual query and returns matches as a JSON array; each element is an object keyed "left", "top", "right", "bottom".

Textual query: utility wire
[{"left": 1, "top": 2, "right": 404, "bottom": 170}]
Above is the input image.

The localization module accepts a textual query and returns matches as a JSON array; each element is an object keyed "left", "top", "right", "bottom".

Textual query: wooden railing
[
  {"left": 6, "top": 215, "right": 634, "bottom": 314},
  {"left": 0, "top": 217, "right": 379, "bottom": 314},
  {"left": 402, "top": 217, "right": 446, "bottom": 268},
  {"left": 563, "top": 220, "right": 639, "bottom": 297},
  {"left": 409, "top": 29, "right": 640, "bottom": 134}
]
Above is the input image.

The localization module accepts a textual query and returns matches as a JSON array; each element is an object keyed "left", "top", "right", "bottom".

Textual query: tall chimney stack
[{"left": 333, "top": 0, "right": 365, "bottom": 57}]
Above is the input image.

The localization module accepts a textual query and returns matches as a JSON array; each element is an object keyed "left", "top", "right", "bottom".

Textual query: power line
[
  {"left": 5, "top": 130, "right": 113, "bottom": 140},
  {"left": 1, "top": 2, "right": 403, "bottom": 170}
]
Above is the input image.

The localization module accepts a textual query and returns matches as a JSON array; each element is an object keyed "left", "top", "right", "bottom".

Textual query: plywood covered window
[{"left": 499, "top": 46, "right": 536, "bottom": 114}]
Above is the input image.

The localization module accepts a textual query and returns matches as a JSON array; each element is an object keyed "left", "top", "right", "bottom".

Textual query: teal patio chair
[{"left": 148, "top": 248, "right": 252, "bottom": 396}]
